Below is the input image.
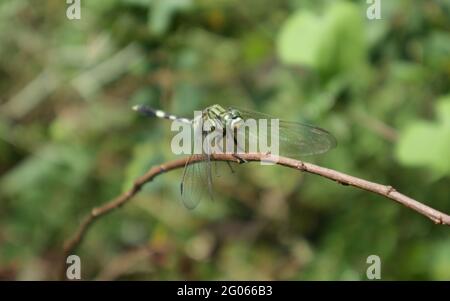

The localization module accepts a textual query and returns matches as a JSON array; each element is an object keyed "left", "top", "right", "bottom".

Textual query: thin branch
[{"left": 61, "top": 153, "right": 450, "bottom": 277}]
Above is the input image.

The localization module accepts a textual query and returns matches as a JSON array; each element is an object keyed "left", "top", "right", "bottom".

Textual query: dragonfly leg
[
  {"left": 229, "top": 129, "right": 248, "bottom": 164},
  {"left": 226, "top": 161, "right": 235, "bottom": 173},
  {"left": 232, "top": 153, "right": 247, "bottom": 164}
]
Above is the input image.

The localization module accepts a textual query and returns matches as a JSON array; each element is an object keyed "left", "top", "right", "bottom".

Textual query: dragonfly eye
[{"left": 230, "top": 109, "right": 240, "bottom": 118}]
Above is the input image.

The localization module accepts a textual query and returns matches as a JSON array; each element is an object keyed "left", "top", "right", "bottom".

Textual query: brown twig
[{"left": 61, "top": 153, "right": 450, "bottom": 278}]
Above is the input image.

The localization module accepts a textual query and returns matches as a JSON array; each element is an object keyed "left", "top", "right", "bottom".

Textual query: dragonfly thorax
[{"left": 204, "top": 105, "right": 243, "bottom": 131}]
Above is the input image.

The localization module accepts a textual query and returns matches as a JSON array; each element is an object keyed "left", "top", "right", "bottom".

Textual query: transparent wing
[
  {"left": 231, "top": 107, "right": 337, "bottom": 159},
  {"left": 180, "top": 154, "right": 214, "bottom": 209},
  {"left": 210, "top": 133, "right": 237, "bottom": 176}
]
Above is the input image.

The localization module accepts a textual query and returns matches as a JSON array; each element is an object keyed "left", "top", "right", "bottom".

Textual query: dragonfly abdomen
[{"left": 133, "top": 105, "right": 191, "bottom": 124}]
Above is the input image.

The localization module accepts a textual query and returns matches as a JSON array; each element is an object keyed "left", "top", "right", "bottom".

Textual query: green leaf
[
  {"left": 396, "top": 122, "right": 450, "bottom": 175},
  {"left": 276, "top": 2, "right": 366, "bottom": 77},
  {"left": 277, "top": 11, "right": 324, "bottom": 68},
  {"left": 396, "top": 95, "right": 450, "bottom": 175},
  {"left": 436, "top": 95, "right": 450, "bottom": 127},
  {"left": 148, "top": 0, "right": 192, "bottom": 36}
]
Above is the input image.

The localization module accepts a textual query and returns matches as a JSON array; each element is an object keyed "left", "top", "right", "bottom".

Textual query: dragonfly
[{"left": 133, "top": 104, "right": 337, "bottom": 209}]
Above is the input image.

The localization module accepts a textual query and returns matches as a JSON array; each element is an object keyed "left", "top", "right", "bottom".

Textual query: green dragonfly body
[{"left": 133, "top": 104, "right": 336, "bottom": 209}]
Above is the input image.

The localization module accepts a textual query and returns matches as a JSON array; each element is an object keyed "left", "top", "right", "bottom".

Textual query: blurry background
[{"left": 0, "top": 0, "right": 449, "bottom": 280}]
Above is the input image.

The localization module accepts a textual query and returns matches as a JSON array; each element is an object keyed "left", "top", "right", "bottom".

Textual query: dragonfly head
[{"left": 225, "top": 108, "right": 244, "bottom": 129}]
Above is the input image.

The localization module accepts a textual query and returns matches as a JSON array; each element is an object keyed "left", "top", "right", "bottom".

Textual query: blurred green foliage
[{"left": 0, "top": 0, "right": 449, "bottom": 280}]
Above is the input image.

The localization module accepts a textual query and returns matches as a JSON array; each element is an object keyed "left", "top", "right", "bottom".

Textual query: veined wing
[
  {"left": 230, "top": 107, "right": 337, "bottom": 159},
  {"left": 180, "top": 154, "right": 214, "bottom": 209},
  {"left": 179, "top": 116, "right": 220, "bottom": 209}
]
